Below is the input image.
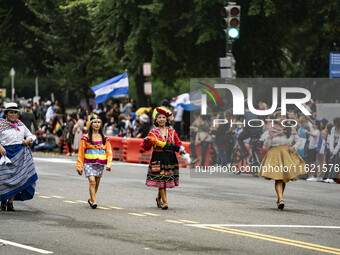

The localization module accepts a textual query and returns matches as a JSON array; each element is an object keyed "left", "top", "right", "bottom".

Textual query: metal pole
[
  {"left": 11, "top": 75, "right": 14, "bottom": 101},
  {"left": 35, "top": 76, "right": 39, "bottom": 97},
  {"left": 10, "top": 68, "right": 15, "bottom": 101}
]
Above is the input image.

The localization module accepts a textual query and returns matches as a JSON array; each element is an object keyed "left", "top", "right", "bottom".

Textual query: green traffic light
[{"left": 228, "top": 28, "right": 239, "bottom": 38}]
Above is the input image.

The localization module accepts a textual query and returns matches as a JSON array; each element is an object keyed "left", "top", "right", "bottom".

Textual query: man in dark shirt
[
  {"left": 20, "top": 104, "right": 39, "bottom": 132},
  {"left": 237, "top": 107, "right": 262, "bottom": 158}
]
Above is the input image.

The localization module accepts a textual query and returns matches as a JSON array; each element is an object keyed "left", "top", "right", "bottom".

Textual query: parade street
[{"left": 0, "top": 154, "right": 339, "bottom": 255}]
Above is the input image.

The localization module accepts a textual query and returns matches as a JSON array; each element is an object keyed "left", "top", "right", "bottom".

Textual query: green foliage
[{"left": 0, "top": 0, "right": 338, "bottom": 106}]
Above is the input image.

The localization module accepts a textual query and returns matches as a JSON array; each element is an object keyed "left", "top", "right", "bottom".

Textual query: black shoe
[
  {"left": 7, "top": 202, "right": 15, "bottom": 211},
  {"left": 92, "top": 204, "right": 97, "bottom": 209},
  {"left": 277, "top": 200, "right": 284, "bottom": 211},
  {"left": 156, "top": 198, "right": 162, "bottom": 208},
  {"left": 162, "top": 205, "right": 168, "bottom": 210},
  {"left": 88, "top": 199, "right": 94, "bottom": 208},
  {"left": 1, "top": 200, "right": 7, "bottom": 211}
]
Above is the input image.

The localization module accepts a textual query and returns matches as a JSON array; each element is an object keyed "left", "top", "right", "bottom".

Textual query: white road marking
[
  {"left": 33, "top": 157, "right": 146, "bottom": 167},
  {"left": 185, "top": 224, "right": 340, "bottom": 229},
  {"left": 34, "top": 158, "right": 75, "bottom": 164},
  {"left": 0, "top": 239, "right": 53, "bottom": 254}
]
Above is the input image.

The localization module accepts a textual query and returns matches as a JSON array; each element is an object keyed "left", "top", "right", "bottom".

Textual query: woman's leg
[
  {"left": 157, "top": 188, "right": 162, "bottom": 204},
  {"left": 95, "top": 177, "right": 101, "bottom": 194},
  {"left": 88, "top": 176, "right": 97, "bottom": 204},
  {"left": 275, "top": 180, "right": 284, "bottom": 202},
  {"left": 8, "top": 197, "right": 14, "bottom": 203},
  {"left": 159, "top": 188, "right": 168, "bottom": 207},
  {"left": 282, "top": 182, "right": 286, "bottom": 194},
  {"left": 200, "top": 142, "right": 209, "bottom": 166}
]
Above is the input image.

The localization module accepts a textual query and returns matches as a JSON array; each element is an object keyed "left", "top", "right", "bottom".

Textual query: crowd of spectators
[
  {"left": 189, "top": 100, "right": 340, "bottom": 183},
  {"left": 0, "top": 96, "right": 176, "bottom": 155}
]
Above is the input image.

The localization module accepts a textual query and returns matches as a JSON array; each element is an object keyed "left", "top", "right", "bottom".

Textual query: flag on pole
[
  {"left": 171, "top": 91, "right": 201, "bottom": 111},
  {"left": 91, "top": 72, "right": 129, "bottom": 104},
  {"left": 53, "top": 122, "right": 61, "bottom": 135}
]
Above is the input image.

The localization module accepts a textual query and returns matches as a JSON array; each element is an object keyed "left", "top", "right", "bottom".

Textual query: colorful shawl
[{"left": 0, "top": 119, "right": 25, "bottom": 133}]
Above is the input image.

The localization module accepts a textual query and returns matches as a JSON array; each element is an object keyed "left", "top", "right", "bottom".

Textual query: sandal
[
  {"left": 277, "top": 200, "right": 284, "bottom": 210},
  {"left": 156, "top": 198, "right": 162, "bottom": 208}
]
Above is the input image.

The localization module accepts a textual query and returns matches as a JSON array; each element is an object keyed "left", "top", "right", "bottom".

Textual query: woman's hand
[
  {"left": 77, "top": 170, "right": 83, "bottom": 175},
  {"left": 106, "top": 167, "right": 111, "bottom": 172},
  {"left": 0, "top": 146, "right": 6, "bottom": 157},
  {"left": 289, "top": 146, "right": 296, "bottom": 153},
  {"left": 22, "top": 139, "right": 32, "bottom": 146},
  {"left": 180, "top": 149, "right": 187, "bottom": 155}
]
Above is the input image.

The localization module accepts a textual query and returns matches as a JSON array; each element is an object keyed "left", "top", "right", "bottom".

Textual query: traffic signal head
[{"left": 221, "top": 4, "right": 241, "bottom": 39}]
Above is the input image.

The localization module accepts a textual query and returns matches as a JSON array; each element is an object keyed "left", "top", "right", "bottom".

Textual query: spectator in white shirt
[{"left": 306, "top": 120, "right": 321, "bottom": 181}]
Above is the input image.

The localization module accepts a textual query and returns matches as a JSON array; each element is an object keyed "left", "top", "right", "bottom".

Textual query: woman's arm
[
  {"left": 105, "top": 139, "right": 112, "bottom": 169},
  {"left": 23, "top": 125, "right": 36, "bottom": 145},
  {"left": 140, "top": 133, "right": 154, "bottom": 151},
  {"left": 76, "top": 139, "right": 86, "bottom": 171}
]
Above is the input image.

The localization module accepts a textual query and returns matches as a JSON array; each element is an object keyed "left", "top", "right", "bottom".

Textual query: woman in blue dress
[{"left": 0, "top": 102, "right": 38, "bottom": 211}]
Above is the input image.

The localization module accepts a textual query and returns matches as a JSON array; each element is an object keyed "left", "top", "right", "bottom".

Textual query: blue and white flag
[
  {"left": 91, "top": 72, "right": 129, "bottom": 104},
  {"left": 171, "top": 91, "right": 201, "bottom": 111}
]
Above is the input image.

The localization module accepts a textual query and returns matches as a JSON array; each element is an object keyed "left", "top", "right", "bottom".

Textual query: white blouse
[
  {"left": 0, "top": 125, "right": 36, "bottom": 146},
  {"left": 261, "top": 131, "right": 302, "bottom": 150}
]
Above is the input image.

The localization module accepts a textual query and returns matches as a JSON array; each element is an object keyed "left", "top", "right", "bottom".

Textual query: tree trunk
[{"left": 135, "top": 72, "right": 147, "bottom": 107}]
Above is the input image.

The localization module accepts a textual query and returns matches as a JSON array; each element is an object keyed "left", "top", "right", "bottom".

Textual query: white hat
[
  {"left": 139, "top": 113, "right": 149, "bottom": 123},
  {"left": 4, "top": 102, "right": 20, "bottom": 112},
  {"left": 45, "top": 100, "right": 52, "bottom": 106}
]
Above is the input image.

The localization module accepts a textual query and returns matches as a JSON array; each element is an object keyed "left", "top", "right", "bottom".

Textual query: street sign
[
  {"left": 219, "top": 57, "right": 231, "bottom": 67},
  {"left": 144, "top": 82, "right": 152, "bottom": 95},
  {"left": 329, "top": 52, "right": 340, "bottom": 78},
  {"left": 143, "top": 63, "right": 152, "bottom": 76},
  {"left": 0, "top": 88, "right": 6, "bottom": 98}
]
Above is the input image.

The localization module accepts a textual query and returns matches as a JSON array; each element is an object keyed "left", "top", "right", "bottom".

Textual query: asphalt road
[{"left": 0, "top": 153, "right": 339, "bottom": 255}]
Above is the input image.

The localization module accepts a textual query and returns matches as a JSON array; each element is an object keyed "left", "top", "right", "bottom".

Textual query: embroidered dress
[
  {"left": 258, "top": 125, "right": 306, "bottom": 182},
  {"left": 77, "top": 134, "right": 112, "bottom": 178},
  {"left": 0, "top": 119, "right": 38, "bottom": 201},
  {"left": 141, "top": 127, "right": 182, "bottom": 188}
]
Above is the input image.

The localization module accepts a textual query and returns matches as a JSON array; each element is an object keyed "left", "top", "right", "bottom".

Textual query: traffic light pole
[{"left": 226, "top": 39, "right": 233, "bottom": 54}]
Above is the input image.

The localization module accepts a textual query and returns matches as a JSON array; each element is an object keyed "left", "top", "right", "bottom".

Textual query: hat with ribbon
[{"left": 4, "top": 102, "right": 20, "bottom": 112}]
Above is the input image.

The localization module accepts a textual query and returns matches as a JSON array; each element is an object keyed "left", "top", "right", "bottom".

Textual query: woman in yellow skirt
[{"left": 259, "top": 110, "right": 306, "bottom": 210}]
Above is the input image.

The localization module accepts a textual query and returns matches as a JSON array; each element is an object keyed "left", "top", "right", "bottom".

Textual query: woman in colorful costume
[
  {"left": 0, "top": 102, "right": 38, "bottom": 212},
  {"left": 77, "top": 114, "right": 112, "bottom": 209},
  {"left": 140, "top": 107, "right": 186, "bottom": 210},
  {"left": 258, "top": 109, "right": 306, "bottom": 210}
]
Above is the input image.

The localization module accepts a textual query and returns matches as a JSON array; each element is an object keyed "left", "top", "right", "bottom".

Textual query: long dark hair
[
  {"left": 88, "top": 122, "right": 106, "bottom": 145},
  {"left": 284, "top": 126, "right": 292, "bottom": 139},
  {"left": 275, "top": 113, "right": 292, "bottom": 138}
]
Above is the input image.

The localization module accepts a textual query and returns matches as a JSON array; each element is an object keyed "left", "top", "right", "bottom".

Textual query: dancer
[
  {"left": 76, "top": 114, "right": 112, "bottom": 209},
  {"left": 140, "top": 107, "right": 186, "bottom": 210},
  {"left": 0, "top": 102, "right": 38, "bottom": 211},
  {"left": 258, "top": 109, "right": 306, "bottom": 210}
]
